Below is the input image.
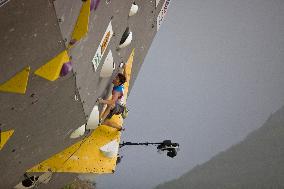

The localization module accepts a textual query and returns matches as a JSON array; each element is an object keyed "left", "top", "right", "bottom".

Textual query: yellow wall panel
[
  {"left": 34, "top": 51, "right": 69, "bottom": 81},
  {"left": 27, "top": 126, "right": 120, "bottom": 173},
  {"left": 0, "top": 66, "right": 30, "bottom": 94},
  {"left": 0, "top": 130, "right": 14, "bottom": 150},
  {"left": 71, "top": 0, "right": 91, "bottom": 44}
]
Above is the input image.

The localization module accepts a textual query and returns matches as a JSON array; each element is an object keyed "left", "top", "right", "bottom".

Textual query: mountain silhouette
[{"left": 156, "top": 106, "right": 284, "bottom": 189}]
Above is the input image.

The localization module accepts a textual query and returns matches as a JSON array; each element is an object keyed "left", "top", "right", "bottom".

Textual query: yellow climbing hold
[
  {"left": 70, "top": 0, "right": 91, "bottom": 45},
  {"left": 0, "top": 66, "right": 30, "bottom": 94},
  {"left": 27, "top": 125, "right": 120, "bottom": 173},
  {"left": 34, "top": 50, "right": 69, "bottom": 81},
  {"left": 0, "top": 130, "right": 14, "bottom": 150}
]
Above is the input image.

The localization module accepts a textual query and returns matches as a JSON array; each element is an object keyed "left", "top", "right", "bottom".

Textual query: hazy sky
[{"left": 95, "top": 0, "right": 284, "bottom": 188}]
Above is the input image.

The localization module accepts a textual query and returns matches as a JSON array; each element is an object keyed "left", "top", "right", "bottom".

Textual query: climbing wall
[
  {"left": 0, "top": 0, "right": 171, "bottom": 188},
  {"left": 0, "top": 0, "right": 86, "bottom": 188}
]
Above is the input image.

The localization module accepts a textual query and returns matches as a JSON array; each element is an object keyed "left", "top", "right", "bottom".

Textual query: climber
[{"left": 97, "top": 64, "right": 128, "bottom": 131}]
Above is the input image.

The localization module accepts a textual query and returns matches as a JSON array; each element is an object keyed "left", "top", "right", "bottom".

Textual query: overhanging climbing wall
[
  {"left": 0, "top": 0, "right": 86, "bottom": 188},
  {"left": 0, "top": 0, "right": 172, "bottom": 188}
]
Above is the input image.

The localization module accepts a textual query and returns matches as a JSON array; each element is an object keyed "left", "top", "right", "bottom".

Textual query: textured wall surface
[{"left": 0, "top": 0, "right": 164, "bottom": 188}]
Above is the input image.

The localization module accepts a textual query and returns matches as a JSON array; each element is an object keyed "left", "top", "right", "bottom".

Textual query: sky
[{"left": 94, "top": 0, "right": 284, "bottom": 188}]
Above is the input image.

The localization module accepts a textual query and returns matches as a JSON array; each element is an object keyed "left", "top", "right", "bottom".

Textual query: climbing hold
[
  {"left": 100, "top": 140, "right": 119, "bottom": 158},
  {"left": 90, "top": 0, "right": 95, "bottom": 10},
  {"left": 0, "top": 130, "right": 14, "bottom": 150},
  {"left": 86, "top": 105, "right": 100, "bottom": 130},
  {"left": 100, "top": 50, "right": 115, "bottom": 78},
  {"left": 70, "top": 124, "right": 86, "bottom": 139},
  {"left": 70, "top": 104, "right": 100, "bottom": 138},
  {"left": 129, "top": 2, "right": 138, "bottom": 17},
  {"left": 0, "top": 66, "right": 30, "bottom": 94},
  {"left": 118, "top": 27, "right": 132, "bottom": 49},
  {"left": 60, "top": 61, "right": 72, "bottom": 77},
  {"left": 90, "top": 0, "right": 101, "bottom": 10},
  {"left": 34, "top": 50, "right": 69, "bottom": 81},
  {"left": 70, "top": 0, "right": 91, "bottom": 45},
  {"left": 119, "top": 62, "right": 124, "bottom": 68},
  {"left": 69, "top": 39, "right": 77, "bottom": 46}
]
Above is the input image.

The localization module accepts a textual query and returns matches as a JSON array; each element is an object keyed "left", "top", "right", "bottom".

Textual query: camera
[{"left": 157, "top": 140, "right": 179, "bottom": 158}]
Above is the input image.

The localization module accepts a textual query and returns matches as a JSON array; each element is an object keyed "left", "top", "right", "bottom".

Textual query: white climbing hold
[
  {"left": 129, "top": 2, "right": 138, "bottom": 17},
  {"left": 119, "top": 62, "right": 124, "bottom": 68},
  {"left": 100, "top": 140, "right": 119, "bottom": 158},
  {"left": 86, "top": 105, "right": 100, "bottom": 130},
  {"left": 70, "top": 105, "right": 100, "bottom": 136},
  {"left": 70, "top": 124, "right": 86, "bottom": 139},
  {"left": 100, "top": 50, "right": 115, "bottom": 78},
  {"left": 118, "top": 30, "right": 132, "bottom": 49}
]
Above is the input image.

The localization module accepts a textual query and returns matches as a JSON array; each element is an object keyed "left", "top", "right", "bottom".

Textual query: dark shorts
[{"left": 106, "top": 103, "right": 125, "bottom": 119}]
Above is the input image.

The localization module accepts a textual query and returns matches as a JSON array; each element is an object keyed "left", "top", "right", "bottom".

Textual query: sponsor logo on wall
[
  {"left": 157, "top": 0, "right": 171, "bottom": 31},
  {"left": 92, "top": 21, "right": 114, "bottom": 71}
]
